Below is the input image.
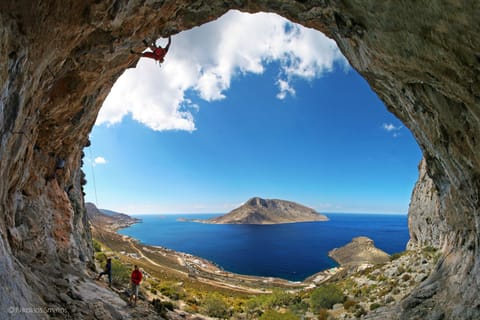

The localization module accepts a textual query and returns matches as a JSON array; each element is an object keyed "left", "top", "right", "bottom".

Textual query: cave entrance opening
[{"left": 82, "top": 10, "right": 421, "bottom": 273}]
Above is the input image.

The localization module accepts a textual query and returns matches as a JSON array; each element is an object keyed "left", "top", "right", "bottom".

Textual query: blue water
[{"left": 118, "top": 213, "right": 409, "bottom": 281}]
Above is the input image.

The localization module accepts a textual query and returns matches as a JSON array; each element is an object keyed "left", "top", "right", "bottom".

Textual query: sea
[{"left": 118, "top": 213, "right": 409, "bottom": 282}]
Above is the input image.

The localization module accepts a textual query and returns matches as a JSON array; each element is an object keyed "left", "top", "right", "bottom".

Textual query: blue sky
[{"left": 83, "top": 11, "right": 422, "bottom": 214}]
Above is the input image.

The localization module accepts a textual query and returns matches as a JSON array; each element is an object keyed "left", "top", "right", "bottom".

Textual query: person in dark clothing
[
  {"left": 97, "top": 258, "right": 112, "bottom": 287},
  {"left": 131, "top": 36, "right": 171, "bottom": 64}
]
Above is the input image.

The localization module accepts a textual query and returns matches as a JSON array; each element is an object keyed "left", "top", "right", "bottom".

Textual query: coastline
[
  {"left": 89, "top": 210, "right": 439, "bottom": 320},
  {"left": 92, "top": 216, "right": 341, "bottom": 294}
]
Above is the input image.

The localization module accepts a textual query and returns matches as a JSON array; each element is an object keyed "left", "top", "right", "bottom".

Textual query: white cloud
[
  {"left": 94, "top": 156, "right": 107, "bottom": 165},
  {"left": 382, "top": 123, "right": 398, "bottom": 131},
  {"left": 382, "top": 123, "right": 403, "bottom": 137},
  {"left": 97, "top": 10, "right": 348, "bottom": 131},
  {"left": 276, "top": 79, "right": 296, "bottom": 99}
]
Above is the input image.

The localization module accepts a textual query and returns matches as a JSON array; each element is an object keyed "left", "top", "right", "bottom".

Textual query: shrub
[
  {"left": 354, "top": 305, "right": 367, "bottom": 317},
  {"left": 159, "top": 283, "right": 185, "bottom": 300},
  {"left": 245, "top": 297, "right": 264, "bottom": 318},
  {"left": 265, "top": 289, "right": 295, "bottom": 308},
  {"left": 343, "top": 299, "right": 357, "bottom": 310},
  {"left": 318, "top": 308, "right": 329, "bottom": 320},
  {"left": 259, "top": 310, "right": 299, "bottom": 320},
  {"left": 423, "top": 246, "right": 437, "bottom": 253},
  {"left": 390, "top": 251, "right": 406, "bottom": 261},
  {"left": 310, "top": 284, "right": 344, "bottom": 312},
  {"left": 95, "top": 252, "right": 106, "bottom": 264},
  {"left": 152, "top": 299, "right": 175, "bottom": 317},
  {"left": 289, "top": 299, "right": 309, "bottom": 314},
  {"left": 92, "top": 239, "right": 102, "bottom": 252},
  {"left": 376, "top": 274, "right": 388, "bottom": 282},
  {"left": 111, "top": 259, "right": 131, "bottom": 286},
  {"left": 370, "top": 302, "right": 381, "bottom": 311},
  {"left": 402, "top": 274, "right": 411, "bottom": 282},
  {"left": 202, "top": 294, "right": 230, "bottom": 319}
]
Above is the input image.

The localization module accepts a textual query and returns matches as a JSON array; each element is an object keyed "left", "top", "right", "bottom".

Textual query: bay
[{"left": 118, "top": 213, "right": 409, "bottom": 281}]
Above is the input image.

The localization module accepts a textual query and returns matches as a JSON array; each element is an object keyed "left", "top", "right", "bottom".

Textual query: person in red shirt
[
  {"left": 129, "top": 265, "right": 143, "bottom": 307},
  {"left": 131, "top": 36, "right": 171, "bottom": 64}
]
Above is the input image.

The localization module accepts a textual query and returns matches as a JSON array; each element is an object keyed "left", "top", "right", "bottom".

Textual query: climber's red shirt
[
  {"left": 153, "top": 47, "right": 167, "bottom": 61},
  {"left": 131, "top": 269, "right": 142, "bottom": 285},
  {"left": 142, "top": 47, "right": 167, "bottom": 62}
]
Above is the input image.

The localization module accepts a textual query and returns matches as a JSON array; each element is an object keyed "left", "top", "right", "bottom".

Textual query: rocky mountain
[
  {"left": 329, "top": 237, "right": 390, "bottom": 266},
  {"left": 86, "top": 202, "right": 140, "bottom": 231},
  {"left": 204, "top": 197, "right": 328, "bottom": 224}
]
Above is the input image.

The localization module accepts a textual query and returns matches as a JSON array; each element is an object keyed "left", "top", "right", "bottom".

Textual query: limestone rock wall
[
  {"left": 0, "top": 0, "right": 479, "bottom": 319},
  {"left": 407, "top": 158, "right": 446, "bottom": 250}
]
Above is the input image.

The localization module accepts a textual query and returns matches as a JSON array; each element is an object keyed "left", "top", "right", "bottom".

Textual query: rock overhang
[{"left": 1, "top": 1, "right": 479, "bottom": 318}]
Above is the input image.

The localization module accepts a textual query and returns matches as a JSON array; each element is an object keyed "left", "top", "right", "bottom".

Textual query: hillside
[
  {"left": 86, "top": 202, "right": 140, "bottom": 231},
  {"left": 202, "top": 197, "right": 328, "bottom": 224}
]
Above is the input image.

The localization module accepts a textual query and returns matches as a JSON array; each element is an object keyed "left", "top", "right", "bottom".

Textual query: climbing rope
[{"left": 88, "top": 146, "right": 99, "bottom": 207}]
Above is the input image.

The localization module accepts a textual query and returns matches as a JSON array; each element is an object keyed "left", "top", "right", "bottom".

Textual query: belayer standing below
[
  {"left": 129, "top": 265, "right": 143, "bottom": 307},
  {"left": 132, "top": 36, "right": 171, "bottom": 64}
]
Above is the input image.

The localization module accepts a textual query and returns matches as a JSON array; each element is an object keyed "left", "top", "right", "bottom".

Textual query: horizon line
[{"left": 124, "top": 211, "right": 408, "bottom": 216}]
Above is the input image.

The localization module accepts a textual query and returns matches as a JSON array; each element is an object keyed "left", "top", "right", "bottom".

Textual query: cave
[{"left": 0, "top": 1, "right": 479, "bottom": 319}]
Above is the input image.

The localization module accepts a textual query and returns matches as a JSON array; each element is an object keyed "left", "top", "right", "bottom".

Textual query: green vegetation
[
  {"left": 264, "top": 289, "right": 296, "bottom": 309},
  {"left": 370, "top": 302, "right": 381, "bottom": 311},
  {"left": 93, "top": 239, "right": 102, "bottom": 252},
  {"left": 259, "top": 310, "right": 299, "bottom": 320},
  {"left": 422, "top": 246, "right": 437, "bottom": 253},
  {"left": 343, "top": 299, "right": 357, "bottom": 310},
  {"left": 354, "top": 305, "right": 367, "bottom": 317},
  {"left": 94, "top": 252, "right": 131, "bottom": 287},
  {"left": 91, "top": 229, "right": 440, "bottom": 320},
  {"left": 111, "top": 258, "right": 131, "bottom": 286},
  {"left": 309, "top": 284, "right": 344, "bottom": 311},
  {"left": 390, "top": 251, "right": 407, "bottom": 261},
  {"left": 152, "top": 298, "right": 175, "bottom": 318},
  {"left": 202, "top": 293, "right": 231, "bottom": 319},
  {"left": 95, "top": 252, "right": 106, "bottom": 264},
  {"left": 156, "top": 281, "right": 186, "bottom": 300}
]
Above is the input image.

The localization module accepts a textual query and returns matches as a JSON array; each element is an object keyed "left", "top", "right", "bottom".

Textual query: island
[
  {"left": 328, "top": 236, "right": 390, "bottom": 266},
  {"left": 185, "top": 197, "right": 328, "bottom": 224}
]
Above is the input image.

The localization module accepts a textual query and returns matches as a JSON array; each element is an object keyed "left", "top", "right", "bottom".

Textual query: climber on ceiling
[{"left": 131, "top": 36, "right": 171, "bottom": 65}]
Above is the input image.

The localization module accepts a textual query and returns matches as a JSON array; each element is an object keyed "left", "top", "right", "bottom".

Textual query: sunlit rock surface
[
  {"left": 1, "top": 1, "right": 479, "bottom": 318},
  {"left": 407, "top": 159, "right": 446, "bottom": 250},
  {"left": 329, "top": 236, "right": 390, "bottom": 266},
  {"left": 203, "top": 197, "right": 328, "bottom": 224}
]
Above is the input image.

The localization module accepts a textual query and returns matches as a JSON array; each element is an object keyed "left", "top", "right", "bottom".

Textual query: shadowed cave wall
[{"left": 0, "top": 1, "right": 479, "bottom": 319}]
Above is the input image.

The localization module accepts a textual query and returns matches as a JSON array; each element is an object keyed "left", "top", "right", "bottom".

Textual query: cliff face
[
  {"left": 206, "top": 197, "right": 328, "bottom": 224},
  {"left": 407, "top": 159, "right": 446, "bottom": 250},
  {"left": 0, "top": 1, "right": 479, "bottom": 318}
]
